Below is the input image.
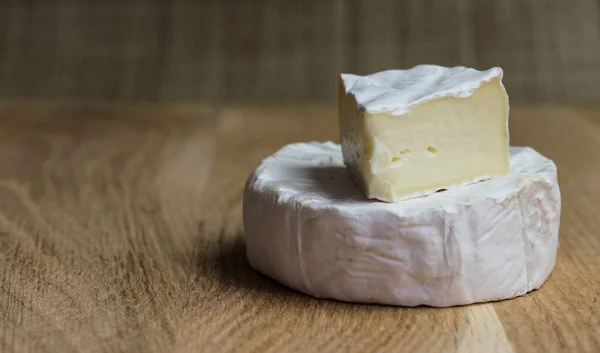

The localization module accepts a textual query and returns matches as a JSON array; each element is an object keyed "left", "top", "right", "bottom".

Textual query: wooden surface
[
  {"left": 2, "top": 0, "right": 600, "bottom": 104},
  {"left": 0, "top": 102, "right": 598, "bottom": 353}
]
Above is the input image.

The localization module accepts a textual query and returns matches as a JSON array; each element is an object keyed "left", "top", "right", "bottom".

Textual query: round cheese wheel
[{"left": 243, "top": 142, "right": 561, "bottom": 307}]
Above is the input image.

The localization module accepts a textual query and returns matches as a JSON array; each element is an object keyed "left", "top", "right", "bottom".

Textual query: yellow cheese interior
[{"left": 340, "top": 77, "right": 509, "bottom": 202}]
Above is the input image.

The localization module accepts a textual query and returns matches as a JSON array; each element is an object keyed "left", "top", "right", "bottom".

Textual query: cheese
[
  {"left": 243, "top": 142, "right": 560, "bottom": 307},
  {"left": 339, "top": 65, "right": 510, "bottom": 202}
]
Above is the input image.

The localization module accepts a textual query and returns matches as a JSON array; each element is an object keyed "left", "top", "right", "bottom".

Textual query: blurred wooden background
[{"left": 1, "top": 0, "right": 600, "bottom": 104}]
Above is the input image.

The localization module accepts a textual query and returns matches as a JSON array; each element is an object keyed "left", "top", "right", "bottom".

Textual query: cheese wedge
[
  {"left": 339, "top": 65, "right": 510, "bottom": 202},
  {"left": 243, "top": 142, "right": 561, "bottom": 307}
]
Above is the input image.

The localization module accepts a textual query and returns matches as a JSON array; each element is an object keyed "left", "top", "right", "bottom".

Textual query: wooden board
[{"left": 0, "top": 102, "right": 598, "bottom": 352}]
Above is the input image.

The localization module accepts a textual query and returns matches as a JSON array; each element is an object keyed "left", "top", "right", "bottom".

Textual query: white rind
[
  {"left": 341, "top": 65, "right": 505, "bottom": 115},
  {"left": 362, "top": 174, "right": 493, "bottom": 203},
  {"left": 243, "top": 142, "right": 561, "bottom": 307}
]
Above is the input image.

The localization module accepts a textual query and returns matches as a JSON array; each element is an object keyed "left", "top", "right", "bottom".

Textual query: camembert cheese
[
  {"left": 243, "top": 142, "right": 560, "bottom": 307},
  {"left": 339, "top": 65, "right": 510, "bottom": 202}
]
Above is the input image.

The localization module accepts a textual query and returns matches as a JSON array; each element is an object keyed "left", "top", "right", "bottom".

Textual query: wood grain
[{"left": 0, "top": 102, "right": 598, "bottom": 352}]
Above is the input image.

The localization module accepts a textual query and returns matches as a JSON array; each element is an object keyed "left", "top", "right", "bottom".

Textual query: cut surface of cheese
[
  {"left": 243, "top": 142, "right": 560, "bottom": 307},
  {"left": 339, "top": 65, "right": 510, "bottom": 202}
]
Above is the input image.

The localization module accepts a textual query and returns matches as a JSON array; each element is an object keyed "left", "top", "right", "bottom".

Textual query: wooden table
[{"left": 0, "top": 103, "right": 598, "bottom": 352}]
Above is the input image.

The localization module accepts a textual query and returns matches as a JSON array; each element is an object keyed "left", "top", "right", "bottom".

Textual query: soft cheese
[
  {"left": 243, "top": 142, "right": 560, "bottom": 307},
  {"left": 339, "top": 65, "right": 510, "bottom": 202}
]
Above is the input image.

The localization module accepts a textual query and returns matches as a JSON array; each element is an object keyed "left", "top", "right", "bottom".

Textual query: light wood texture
[
  {"left": 0, "top": 102, "right": 598, "bottom": 352},
  {"left": 2, "top": 1, "right": 600, "bottom": 104}
]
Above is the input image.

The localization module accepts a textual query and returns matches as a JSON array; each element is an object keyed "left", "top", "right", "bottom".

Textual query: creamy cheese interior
[{"left": 340, "top": 77, "right": 509, "bottom": 202}]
